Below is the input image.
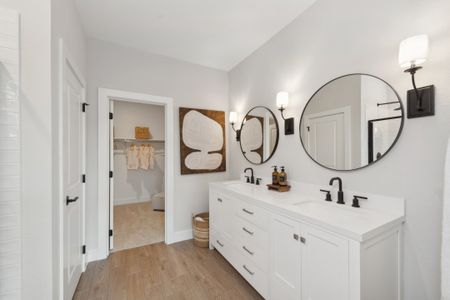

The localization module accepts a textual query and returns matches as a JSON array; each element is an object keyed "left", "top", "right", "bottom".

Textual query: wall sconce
[
  {"left": 398, "top": 34, "right": 435, "bottom": 118},
  {"left": 276, "top": 92, "right": 294, "bottom": 135},
  {"left": 229, "top": 111, "right": 241, "bottom": 141}
]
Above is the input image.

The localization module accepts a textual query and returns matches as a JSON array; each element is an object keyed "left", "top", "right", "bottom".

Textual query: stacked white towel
[{"left": 442, "top": 137, "right": 450, "bottom": 300}]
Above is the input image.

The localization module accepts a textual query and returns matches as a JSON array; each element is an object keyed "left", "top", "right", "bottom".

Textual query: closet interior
[{"left": 111, "top": 100, "right": 165, "bottom": 252}]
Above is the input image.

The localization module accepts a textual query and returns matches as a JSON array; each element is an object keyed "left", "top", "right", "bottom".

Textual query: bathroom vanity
[{"left": 209, "top": 180, "right": 405, "bottom": 300}]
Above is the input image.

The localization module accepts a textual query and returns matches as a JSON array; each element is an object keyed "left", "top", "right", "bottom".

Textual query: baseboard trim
[
  {"left": 86, "top": 248, "right": 106, "bottom": 263},
  {"left": 170, "top": 229, "right": 193, "bottom": 244},
  {"left": 114, "top": 197, "right": 151, "bottom": 206}
]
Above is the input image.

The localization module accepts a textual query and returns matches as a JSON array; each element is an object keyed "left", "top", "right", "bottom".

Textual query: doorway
[
  {"left": 97, "top": 88, "right": 175, "bottom": 260},
  {"left": 303, "top": 107, "right": 352, "bottom": 170},
  {"left": 110, "top": 100, "right": 166, "bottom": 252}
]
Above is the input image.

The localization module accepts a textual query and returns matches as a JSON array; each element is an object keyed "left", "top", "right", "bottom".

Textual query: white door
[
  {"left": 62, "top": 58, "right": 85, "bottom": 299},
  {"left": 269, "top": 214, "right": 302, "bottom": 300},
  {"left": 306, "top": 112, "right": 345, "bottom": 169},
  {"left": 109, "top": 101, "right": 114, "bottom": 250},
  {"left": 301, "top": 224, "right": 349, "bottom": 300}
]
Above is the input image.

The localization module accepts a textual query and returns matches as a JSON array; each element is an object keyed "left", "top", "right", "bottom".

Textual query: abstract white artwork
[{"left": 179, "top": 108, "right": 226, "bottom": 174}]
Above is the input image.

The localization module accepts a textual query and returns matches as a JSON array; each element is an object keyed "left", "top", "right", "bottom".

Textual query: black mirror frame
[
  {"left": 239, "top": 106, "right": 280, "bottom": 165},
  {"left": 299, "top": 73, "right": 405, "bottom": 172}
]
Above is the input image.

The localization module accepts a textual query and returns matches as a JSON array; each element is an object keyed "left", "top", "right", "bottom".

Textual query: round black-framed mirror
[
  {"left": 239, "top": 106, "right": 280, "bottom": 165},
  {"left": 299, "top": 73, "right": 404, "bottom": 171}
]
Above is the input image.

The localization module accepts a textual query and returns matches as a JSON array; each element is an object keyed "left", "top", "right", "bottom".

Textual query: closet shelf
[{"left": 114, "top": 138, "right": 165, "bottom": 143}]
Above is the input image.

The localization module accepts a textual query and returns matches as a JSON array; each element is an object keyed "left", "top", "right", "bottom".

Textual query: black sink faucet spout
[
  {"left": 244, "top": 168, "right": 255, "bottom": 184},
  {"left": 329, "top": 177, "right": 345, "bottom": 204}
]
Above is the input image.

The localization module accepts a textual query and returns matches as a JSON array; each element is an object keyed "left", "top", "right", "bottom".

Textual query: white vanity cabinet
[
  {"left": 209, "top": 183, "right": 403, "bottom": 300},
  {"left": 269, "top": 214, "right": 302, "bottom": 300}
]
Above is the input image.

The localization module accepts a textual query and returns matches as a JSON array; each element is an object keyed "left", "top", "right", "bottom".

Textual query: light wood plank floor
[
  {"left": 113, "top": 202, "right": 164, "bottom": 252},
  {"left": 74, "top": 240, "right": 263, "bottom": 300}
]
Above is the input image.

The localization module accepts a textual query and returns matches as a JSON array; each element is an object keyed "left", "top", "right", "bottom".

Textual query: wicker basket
[
  {"left": 192, "top": 212, "right": 209, "bottom": 248},
  {"left": 135, "top": 127, "right": 151, "bottom": 139}
]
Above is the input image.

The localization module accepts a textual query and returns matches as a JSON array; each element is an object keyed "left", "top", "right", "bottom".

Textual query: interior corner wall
[
  {"left": 85, "top": 39, "right": 229, "bottom": 255},
  {"left": 51, "top": 0, "right": 87, "bottom": 298},
  {"left": 228, "top": 0, "right": 450, "bottom": 299},
  {"left": 0, "top": 0, "right": 53, "bottom": 299}
]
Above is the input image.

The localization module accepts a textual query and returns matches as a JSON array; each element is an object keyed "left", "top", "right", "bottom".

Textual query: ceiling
[{"left": 74, "top": 0, "right": 316, "bottom": 71}]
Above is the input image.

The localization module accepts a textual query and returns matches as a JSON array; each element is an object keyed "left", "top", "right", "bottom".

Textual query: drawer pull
[
  {"left": 242, "top": 246, "right": 254, "bottom": 255},
  {"left": 242, "top": 208, "right": 254, "bottom": 215},
  {"left": 216, "top": 240, "right": 224, "bottom": 247},
  {"left": 242, "top": 264, "right": 254, "bottom": 275},
  {"left": 242, "top": 227, "right": 254, "bottom": 235},
  {"left": 217, "top": 198, "right": 223, "bottom": 203}
]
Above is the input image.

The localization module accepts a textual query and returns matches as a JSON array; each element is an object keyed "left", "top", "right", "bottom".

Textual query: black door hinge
[
  {"left": 82, "top": 245, "right": 86, "bottom": 254},
  {"left": 109, "top": 229, "right": 113, "bottom": 237},
  {"left": 109, "top": 112, "right": 113, "bottom": 120},
  {"left": 307, "top": 126, "right": 311, "bottom": 132},
  {"left": 109, "top": 171, "right": 113, "bottom": 178},
  {"left": 81, "top": 174, "right": 86, "bottom": 183},
  {"left": 82, "top": 102, "right": 89, "bottom": 112}
]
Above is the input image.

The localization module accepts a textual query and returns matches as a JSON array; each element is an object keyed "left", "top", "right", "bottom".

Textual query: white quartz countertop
[{"left": 210, "top": 180, "right": 405, "bottom": 242}]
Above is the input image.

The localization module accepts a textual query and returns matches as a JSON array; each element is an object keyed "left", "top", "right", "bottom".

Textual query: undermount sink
[{"left": 292, "top": 201, "right": 364, "bottom": 218}]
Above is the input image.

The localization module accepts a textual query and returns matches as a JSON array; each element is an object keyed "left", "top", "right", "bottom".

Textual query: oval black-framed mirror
[
  {"left": 299, "top": 73, "right": 404, "bottom": 171},
  {"left": 239, "top": 106, "right": 280, "bottom": 165}
]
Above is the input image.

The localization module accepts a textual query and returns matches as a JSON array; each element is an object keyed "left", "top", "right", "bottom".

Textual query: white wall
[
  {"left": 0, "top": 8, "right": 20, "bottom": 299},
  {"left": 113, "top": 101, "right": 165, "bottom": 205},
  {"left": 0, "top": 0, "right": 86, "bottom": 298},
  {"left": 228, "top": 0, "right": 450, "bottom": 299},
  {"left": 86, "top": 39, "right": 229, "bottom": 253},
  {"left": 0, "top": 0, "right": 53, "bottom": 299}
]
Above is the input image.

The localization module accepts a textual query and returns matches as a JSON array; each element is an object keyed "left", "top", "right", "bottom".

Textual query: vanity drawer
[
  {"left": 234, "top": 216, "right": 268, "bottom": 248},
  {"left": 236, "top": 200, "right": 269, "bottom": 230},
  {"left": 233, "top": 249, "right": 268, "bottom": 298},
  {"left": 210, "top": 228, "right": 233, "bottom": 262},
  {"left": 235, "top": 235, "right": 269, "bottom": 271}
]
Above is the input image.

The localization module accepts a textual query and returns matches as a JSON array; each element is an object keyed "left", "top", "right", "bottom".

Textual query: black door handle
[{"left": 66, "top": 196, "right": 79, "bottom": 205}]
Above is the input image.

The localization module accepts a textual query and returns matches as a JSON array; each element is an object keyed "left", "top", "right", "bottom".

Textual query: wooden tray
[{"left": 267, "top": 184, "right": 291, "bottom": 192}]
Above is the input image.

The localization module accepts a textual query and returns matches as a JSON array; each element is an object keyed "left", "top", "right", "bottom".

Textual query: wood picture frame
[{"left": 179, "top": 107, "right": 226, "bottom": 174}]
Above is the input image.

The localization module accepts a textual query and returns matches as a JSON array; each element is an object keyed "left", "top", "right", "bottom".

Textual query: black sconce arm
[{"left": 405, "top": 65, "right": 423, "bottom": 110}]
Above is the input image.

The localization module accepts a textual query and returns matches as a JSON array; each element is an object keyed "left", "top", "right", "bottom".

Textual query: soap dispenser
[
  {"left": 278, "top": 166, "right": 287, "bottom": 186},
  {"left": 271, "top": 166, "right": 279, "bottom": 185}
]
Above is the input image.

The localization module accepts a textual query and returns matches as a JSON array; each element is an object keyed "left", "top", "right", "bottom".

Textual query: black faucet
[
  {"left": 244, "top": 167, "right": 255, "bottom": 184},
  {"left": 329, "top": 177, "right": 345, "bottom": 204}
]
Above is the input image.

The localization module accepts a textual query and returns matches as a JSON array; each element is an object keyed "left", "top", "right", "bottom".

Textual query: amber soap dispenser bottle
[
  {"left": 271, "top": 166, "right": 279, "bottom": 185},
  {"left": 279, "top": 166, "right": 287, "bottom": 186}
]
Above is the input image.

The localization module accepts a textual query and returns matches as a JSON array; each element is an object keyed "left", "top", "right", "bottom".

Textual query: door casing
[{"left": 97, "top": 88, "right": 175, "bottom": 261}]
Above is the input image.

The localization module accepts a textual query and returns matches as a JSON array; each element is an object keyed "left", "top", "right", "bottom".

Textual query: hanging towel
[
  {"left": 149, "top": 145, "right": 155, "bottom": 170},
  {"left": 139, "top": 144, "right": 150, "bottom": 170},
  {"left": 126, "top": 145, "right": 139, "bottom": 170},
  {"left": 442, "top": 137, "right": 450, "bottom": 300}
]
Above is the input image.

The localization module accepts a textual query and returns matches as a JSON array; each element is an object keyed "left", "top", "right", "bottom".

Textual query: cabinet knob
[
  {"left": 293, "top": 233, "right": 299, "bottom": 240},
  {"left": 300, "top": 237, "right": 306, "bottom": 244},
  {"left": 217, "top": 198, "right": 222, "bottom": 203}
]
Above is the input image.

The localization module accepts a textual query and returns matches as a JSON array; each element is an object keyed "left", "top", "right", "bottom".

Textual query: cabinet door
[
  {"left": 301, "top": 224, "right": 349, "bottom": 300},
  {"left": 210, "top": 191, "right": 234, "bottom": 238},
  {"left": 269, "top": 214, "right": 302, "bottom": 300}
]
